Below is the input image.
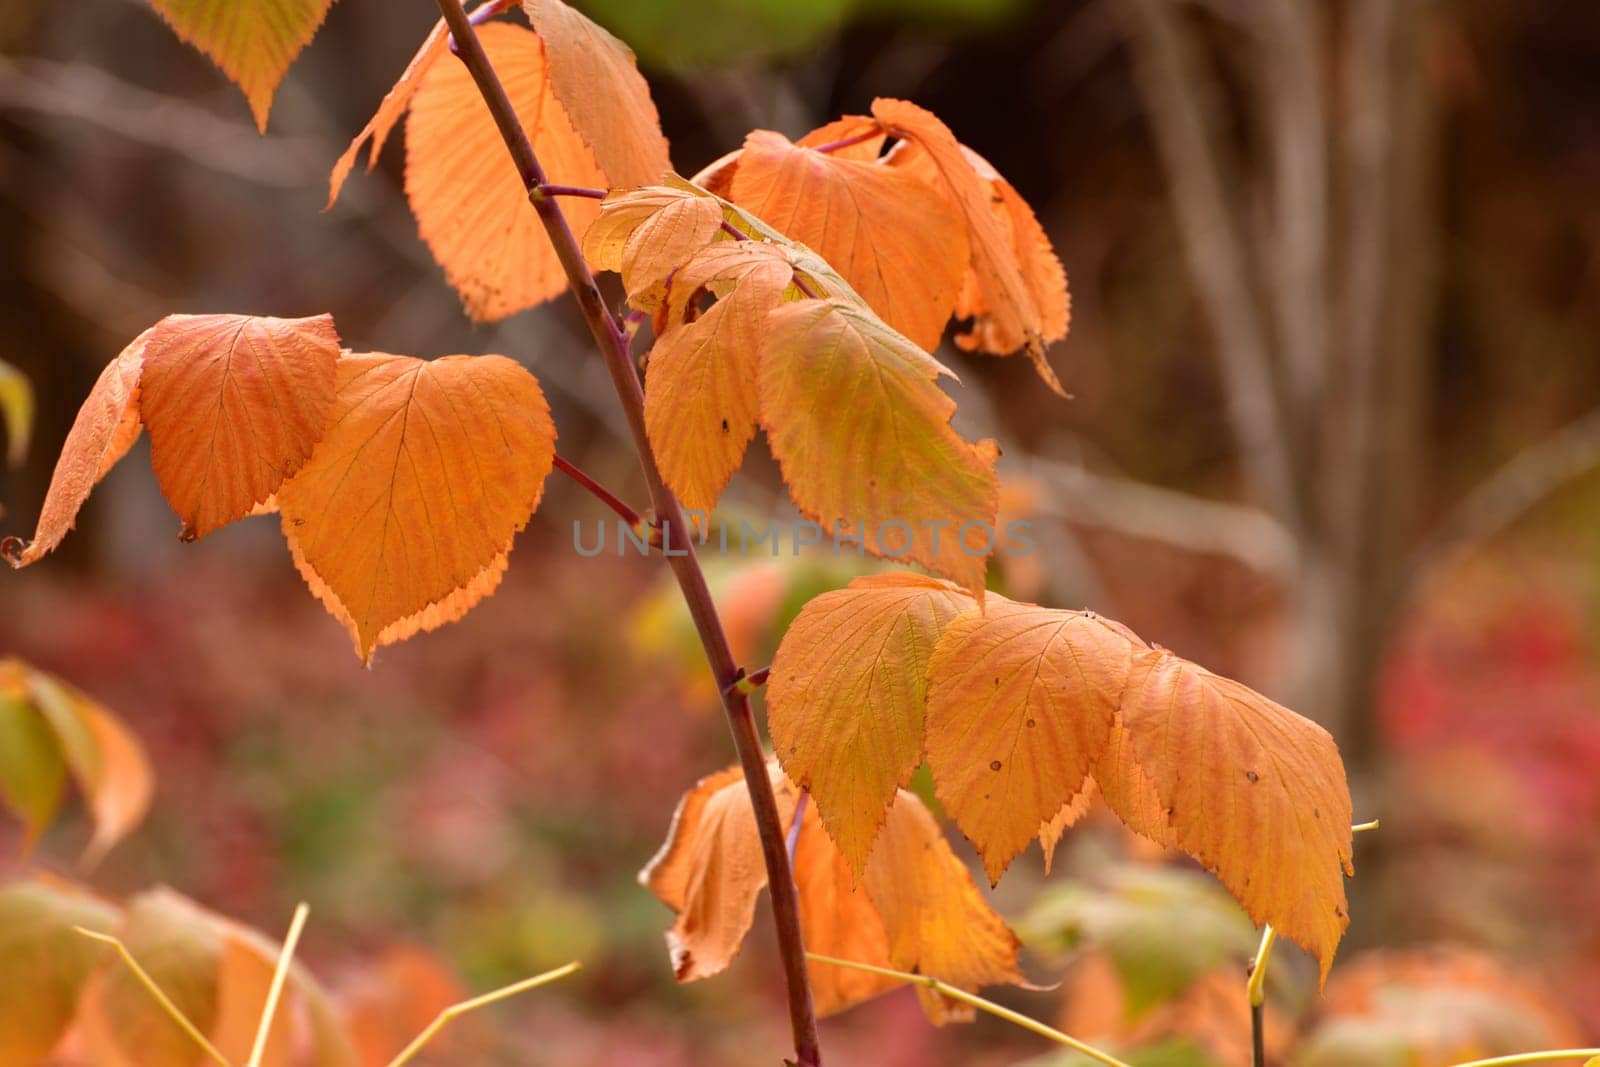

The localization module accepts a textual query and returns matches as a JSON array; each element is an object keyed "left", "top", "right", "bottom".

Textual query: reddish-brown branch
[
  {"left": 431, "top": 2, "right": 821, "bottom": 1062},
  {"left": 536, "top": 183, "right": 608, "bottom": 200},
  {"left": 553, "top": 452, "right": 643, "bottom": 530}
]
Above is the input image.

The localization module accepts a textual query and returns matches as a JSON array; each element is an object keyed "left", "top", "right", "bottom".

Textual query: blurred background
[{"left": 2, "top": 0, "right": 1598, "bottom": 1063}]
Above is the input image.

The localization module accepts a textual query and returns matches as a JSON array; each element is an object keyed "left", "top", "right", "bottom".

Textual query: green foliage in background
[{"left": 583, "top": 0, "right": 1025, "bottom": 67}]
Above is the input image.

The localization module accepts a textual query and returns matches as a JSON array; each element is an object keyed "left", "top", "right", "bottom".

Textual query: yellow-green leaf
[
  {"left": 757, "top": 299, "right": 999, "bottom": 596},
  {"left": 0, "top": 660, "right": 153, "bottom": 865},
  {"left": 0, "top": 692, "right": 68, "bottom": 855},
  {"left": 0, "top": 879, "right": 120, "bottom": 1066},
  {"left": 0, "top": 358, "right": 33, "bottom": 469}
]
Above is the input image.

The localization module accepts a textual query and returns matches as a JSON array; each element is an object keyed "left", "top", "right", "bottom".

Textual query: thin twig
[
  {"left": 386, "top": 961, "right": 582, "bottom": 1067},
  {"left": 807, "top": 954, "right": 1133, "bottom": 1067},
  {"left": 535, "top": 183, "right": 608, "bottom": 200},
  {"left": 74, "top": 927, "right": 231, "bottom": 1067},
  {"left": 247, "top": 903, "right": 310, "bottom": 1067},
  {"left": 554, "top": 452, "right": 645, "bottom": 530},
  {"left": 1248, "top": 819, "right": 1380, "bottom": 1065},
  {"left": 1246, "top": 923, "right": 1276, "bottom": 1067},
  {"left": 447, "top": 0, "right": 513, "bottom": 54},
  {"left": 807, "top": 128, "right": 882, "bottom": 155},
  {"left": 431, "top": 3, "right": 821, "bottom": 1061}
]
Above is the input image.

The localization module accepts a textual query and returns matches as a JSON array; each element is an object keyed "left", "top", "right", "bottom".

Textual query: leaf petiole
[{"left": 807, "top": 128, "right": 883, "bottom": 156}]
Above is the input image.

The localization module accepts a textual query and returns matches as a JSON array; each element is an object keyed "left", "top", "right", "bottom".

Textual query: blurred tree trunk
[{"left": 1123, "top": 0, "right": 1439, "bottom": 939}]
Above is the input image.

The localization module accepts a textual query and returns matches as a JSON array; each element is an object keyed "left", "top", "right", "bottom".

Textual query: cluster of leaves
[
  {"left": 12, "top": 0, "right": 1366, "bottom": 1049},
  {"left": 146, "top": 0, "right": 1069, "bottom": 594},
  {"left": 640, "top": 573, "right": 1352, "bottom": 1020},
  {"left": 0, "top": 873, "right": 577, "bottom": 1067},
  {"left": 2, "top": 314, "right": 557, "bottom": 663},
  {"left": 642, "top": 758, "right": 1021, "bottom": 1023},
  {"left": 0, "top": 878, "right": 353, "bottom": 1066}
]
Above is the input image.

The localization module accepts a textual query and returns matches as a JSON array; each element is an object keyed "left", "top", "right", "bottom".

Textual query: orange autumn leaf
[
  {"left": 1092, "top": 711, "right": 1177, "bottom": 851},
  {"left": 788, "top": 800, "right": 903, "bottom": 1017},
  {"left": 288, "top": 539, "right": 513, "bottom": 662},
  {"left": 343, "top": 946, "right": 473, "bottom": 1066},
  {"left": 644, "top": 246, "right": 794, "bottom": 512},
  {"left": 872, "top": 97, "right": 1068, "bottom": 392},
  {"left": 796, "top": 115, "right": 887, "bottom": 162},
  {"left": 767, "top": 573, "right": 974, "bottom": 877},
  {"left": 1038, "top": 788, "right": 1094, "bottom": 877},
  {"left": 276, "top": 353, "right": 556, "bottom": 662},
  {"left": 405, "top": 22, "right": 607, "bottom": 321},
  {"left": 140, "top": 313, "right": 340, "bottom": 541},
  {"left": 758, "top": 299, "right": 999, "bottom": 595},
  {"left": 691, "top": 115, "right": 892, "bottom": 218},
  {"left": 860, "top": 788, "right": 1024, "bottom": 1024},
  {"left": 2, "top": 331, "right": 146, "bottom": 569},
  {"left": 923, "top": 600, "right": 1137, "bottom": 884},
  {"left": 637, "top": 764, "right": 762, "bottom": 982},
  {"left": 148, "top": 0, "right": 334, "bottom": 131},
  {"left": 1118, "top": 648, "right": 1354, "bottom": 982},
  {"left": 723, "top": 129, "right": 968, "bottom": 351},
  {"left": 525, "top": 0, "right": 671, "bottom": 189},
  {"left": 0, "top": 676, "right": 68, "bottom": 856},
  {"left": 954, "top": 148, "right": 1070, "bottom": 361},
  {"left": 642, "top": 761, "right": 1022, "bottom": 1022},
  {"left": 327, "top": 14, "right": 455, "bottom": 209},
  {"left": 0, "top": 660, "right": 153, "bottom": 865}
]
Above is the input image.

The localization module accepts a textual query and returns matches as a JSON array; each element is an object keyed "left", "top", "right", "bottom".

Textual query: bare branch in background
[
  {"left": 1121, "top": 0, "right": 1300, "bottom": 526},
  {"left": 1025, "top": 455, "right": 1299, "bottom": 582},
  {"left": 0, "top": 58, "right": 311, "bottom": 186},
  {"left": 1408, "top": 406, "right": 1600, "bottom": 598}
]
